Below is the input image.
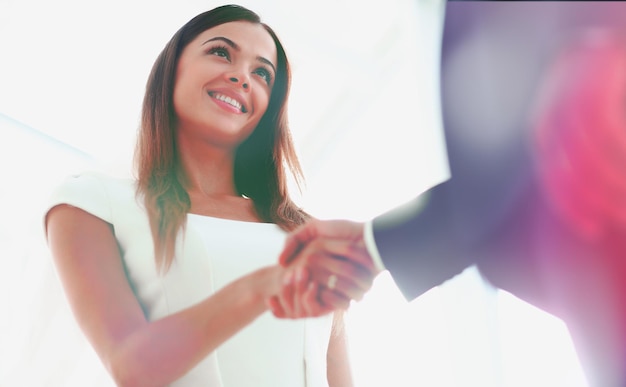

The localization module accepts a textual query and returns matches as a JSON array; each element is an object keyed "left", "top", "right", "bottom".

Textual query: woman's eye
[
  {"left": 254, "top": 67, "right": 273, "bottom": 85},
  {"left": 208, "top": 46, "right": 230, "bottom": 60}
]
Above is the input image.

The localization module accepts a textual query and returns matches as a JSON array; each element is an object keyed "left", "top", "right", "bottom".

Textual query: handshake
[{"left": 268, "top": 219, "right": 382, "bottom": 319}]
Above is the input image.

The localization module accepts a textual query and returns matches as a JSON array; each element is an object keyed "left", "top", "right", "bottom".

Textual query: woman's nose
[{"left": 227, "top": 75, "right": 249, "bottom": 90}]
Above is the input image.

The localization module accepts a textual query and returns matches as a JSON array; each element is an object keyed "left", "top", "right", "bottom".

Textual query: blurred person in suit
[{"left": 271, "top": 2, "right": 626, "bottom": 386}]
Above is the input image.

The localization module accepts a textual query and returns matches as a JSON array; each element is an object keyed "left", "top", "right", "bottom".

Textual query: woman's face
[{"left": 173, "top": 21, "right": 277, "bottom": 149}]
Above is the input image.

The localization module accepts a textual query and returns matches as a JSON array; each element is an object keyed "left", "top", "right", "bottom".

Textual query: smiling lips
[{"left": 209, "top": 91, "right": 248, "bottom": 113}]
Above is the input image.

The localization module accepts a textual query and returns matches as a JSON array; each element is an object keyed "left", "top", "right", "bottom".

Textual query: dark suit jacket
[{"left": 371, "top": 2, "right": 626, "bottom": 386}]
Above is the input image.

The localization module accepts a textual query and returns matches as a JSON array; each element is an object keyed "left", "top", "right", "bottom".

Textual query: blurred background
[{"left": 0, "top": 0, "right": 608, "bottom": 386}]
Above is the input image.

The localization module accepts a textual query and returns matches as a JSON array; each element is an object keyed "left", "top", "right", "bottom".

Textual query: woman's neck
[
  {"left": 177, "top": 137, "right": 238, "bottom": 198},
  {"left": 174, "top": 130, "right": 262, "bottom": 222}
]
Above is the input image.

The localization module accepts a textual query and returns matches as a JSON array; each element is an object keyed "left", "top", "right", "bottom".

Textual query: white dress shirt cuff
[{"left": 363, "top": 220, "right": 386, "bottom": 272}]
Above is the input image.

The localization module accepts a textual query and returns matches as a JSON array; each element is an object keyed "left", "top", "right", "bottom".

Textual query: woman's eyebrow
[
  {"left": 203, "top": 36, "right": 276, "bottom": 75},
  {"left": 257, "top": 57, "right": 276, "bottom": 75},
  {"left": 203, "top": 36, "right": 238, "bottom": 49}
]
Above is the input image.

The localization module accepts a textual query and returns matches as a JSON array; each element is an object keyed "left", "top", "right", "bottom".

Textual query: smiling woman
[{"left": 38, "top": 5, "right": 357, "bottom": 387}]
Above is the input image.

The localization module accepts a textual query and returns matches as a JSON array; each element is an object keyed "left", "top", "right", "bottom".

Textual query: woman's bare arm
[{"left": 46, "top": 205, "right": 283, "bottom": 387}]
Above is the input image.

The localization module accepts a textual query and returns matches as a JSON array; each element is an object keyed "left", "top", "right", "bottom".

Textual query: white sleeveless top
[{"left": 46, "top": 171, "right": 332, "bottom": 387}]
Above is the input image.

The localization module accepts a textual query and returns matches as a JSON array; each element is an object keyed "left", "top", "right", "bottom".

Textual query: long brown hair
[{"left": 134, "top": 4, "right": 309, "bottom": 272}]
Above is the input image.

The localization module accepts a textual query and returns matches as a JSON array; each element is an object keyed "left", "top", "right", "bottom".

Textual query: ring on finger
[{"left": 327, "top": 274, "right": 338, "bottom": 290}]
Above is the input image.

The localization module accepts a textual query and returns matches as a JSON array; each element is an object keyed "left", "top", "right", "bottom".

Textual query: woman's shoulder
[{"left": 45, "top": 170, "right": 138, "bottom": 225}]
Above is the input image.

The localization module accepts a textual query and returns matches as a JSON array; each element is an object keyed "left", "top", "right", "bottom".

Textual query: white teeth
[{"left": 212, "top": 93, "right": 243, "bottom": 111}]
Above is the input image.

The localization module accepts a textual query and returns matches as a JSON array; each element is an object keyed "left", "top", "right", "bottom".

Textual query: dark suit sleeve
[
  {"left": 371, "top": 0, "right": 547, "bottom": 302},
  {"left": 371, "top": 181, "right": 470, "bottom": 300},
  {"left": 372, "top": 138, "right": 531, "bottom": 302}
]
